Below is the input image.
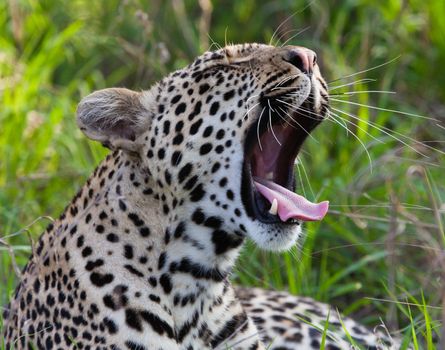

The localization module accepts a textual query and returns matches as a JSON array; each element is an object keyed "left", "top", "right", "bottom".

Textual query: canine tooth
[
  {"left": 266, "top": 172, "right": 274, "bottom": 180},
  {"left": 269, "top": 198, "right": 278, "bottom": 215}
]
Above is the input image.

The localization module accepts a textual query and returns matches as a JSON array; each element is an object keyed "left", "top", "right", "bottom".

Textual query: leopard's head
[{"left": 77, "top": 43, "right": 329, "bottom": 252}]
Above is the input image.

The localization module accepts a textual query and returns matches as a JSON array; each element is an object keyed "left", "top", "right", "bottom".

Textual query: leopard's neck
[{"left": 36, "top": 151, "right": 245, "bottom": 322}]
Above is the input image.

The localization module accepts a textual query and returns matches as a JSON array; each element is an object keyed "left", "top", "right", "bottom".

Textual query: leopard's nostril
[{"left": 284, "top": 48, "right": 316, "bottom": 75}]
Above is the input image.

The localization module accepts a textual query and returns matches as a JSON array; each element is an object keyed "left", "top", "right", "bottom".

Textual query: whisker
[
  {"left": 246, "top": 93, "right": 261, "bottom": 102},
  {"left": 279, "top": 26, "right": 311, "bottom": 47},
  {"left": 328, "top": 78, "right": 377, "bottom": 90},
  {"left": 269, "top": 3, "right": 314, "bottom": 46},
  {"left": 272, "top": 86, "right": 304, "bottom": 90},
  {"left": 390, "top": 156, "right": 445, "bottom": 169},
  {"left": 256, "top": 107, "right": 266, "bottom": 151},
  {"left": 273, "top": 74, "right": 301, "bottom": 88},
  {"left": 274, "top": 105, "right": 304, "bottom": 128},
  {"left": 294, "top": 156, "right": 308, "bottom": 198},
  {"left": 328, "top": 56, "right": 401, "bottom": 84},
  {"left": 312, "top": 242, "right": 444, "bottom": 255},
  {"left": 242, "top": 102, "right": 260, "bottom": 121},
  {"left": 327, "top": 111, "right": 373, "bottom": 170},
  {"left": 273, "top": 104, "right": 329, "bottom": 145},
  {"left": 206, "top": 34, "right": 223, "bottom": 51},
  {"left": 284, "top": 103, "right": 333, "bottom": 128},
  {"left": 278, "top": 100, "right": 335, "bottom": 128},
  {"left": 329, "top": 203, "right": 444, "bottom": 212},
  {"left": 275, "top": 104, "right": 319, "bottom": 143},
  {"left": 275, "top": 98, "right": 323, "bottom": 122},
  {"left": 292, "top": 104, "right": 329, "bottom": 123},
  {"left": 330, "top": 98, "right": 441, "bottom": 123},
  {"left": 331, "top": 106, "right": 425, "bottom": 157},
  {"left": 267, "top": 99, "right": 275, "bottom": 114},
  {"left": 327, "top": 109, "right": 348, "bottom": 133},
  {"left": 296, "top": 155, "right": 315, "bottom": 199},
  {"left": 329, "top": 90, "right": 396, "bottom": 97},
  {"left": 267, "top": 102, "right": 282, "bottom": 145},
  {"left": 269, "top": 12, "right": 297, "bottom": 46},
  {"left": 331, "top": 106, "right": 444, "bottom": 157},
  {"left": 420, "top": 140, "right": 445, "bottom": 144},
  {"left": 273, "top": 107, "right": 301, "bottom": 129},
  {"left": 328, "top": 109, "right": 383, "bottom": 144}
]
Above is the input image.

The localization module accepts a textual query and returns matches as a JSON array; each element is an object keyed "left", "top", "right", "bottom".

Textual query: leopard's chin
[{"left": 246, "top": 221, "right": 302, "bottom": 252}]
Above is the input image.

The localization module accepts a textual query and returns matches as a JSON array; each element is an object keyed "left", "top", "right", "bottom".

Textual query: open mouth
[{"left": 241, "top": 95, "right": 329, "bottom": 225}]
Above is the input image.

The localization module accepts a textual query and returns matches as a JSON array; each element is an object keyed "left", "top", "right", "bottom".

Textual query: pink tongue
[{"left": 254, "top": 179, "right": 329, "bottom": 222}]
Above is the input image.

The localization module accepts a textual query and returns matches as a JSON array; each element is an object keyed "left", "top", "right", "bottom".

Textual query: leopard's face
[{"left": 77, "top": 43, "right": 329, "bottom": 252}]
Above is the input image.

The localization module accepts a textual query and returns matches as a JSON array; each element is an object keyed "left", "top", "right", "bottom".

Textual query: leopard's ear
[{"left": 76, "top": 88, "right": 150, "bottom": 152}]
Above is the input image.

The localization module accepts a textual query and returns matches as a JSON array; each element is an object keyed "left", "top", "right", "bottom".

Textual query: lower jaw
[{"left": 241, "top": 161, "right": 299, "bottom": 225}]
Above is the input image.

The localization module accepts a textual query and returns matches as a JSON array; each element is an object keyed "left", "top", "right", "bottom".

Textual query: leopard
[{"left": 2, "top": 43, "right": 402, "bottom": 349}]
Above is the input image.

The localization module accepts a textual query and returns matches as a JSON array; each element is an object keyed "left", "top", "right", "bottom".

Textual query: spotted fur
[{"left": 3, "top": 44, "right": 400, "bottom": 349}]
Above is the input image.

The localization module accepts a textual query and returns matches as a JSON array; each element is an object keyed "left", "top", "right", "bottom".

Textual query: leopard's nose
[{"left": 284, "top": 47, "right": 317, "bottom": 75}]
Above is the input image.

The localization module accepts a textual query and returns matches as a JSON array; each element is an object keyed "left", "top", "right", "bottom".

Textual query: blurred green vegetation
[{"left": 1, "top": 0, "right": 444, "bottom": 347}]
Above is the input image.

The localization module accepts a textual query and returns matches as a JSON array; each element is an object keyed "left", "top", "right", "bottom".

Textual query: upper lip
[{"left": 241, "top": 92, "right": 324, "bottom": 224}]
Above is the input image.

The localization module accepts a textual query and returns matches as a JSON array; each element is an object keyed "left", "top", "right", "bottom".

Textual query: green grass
[{"left": 1, "top": 0, "right": 443, "bottom": 348}]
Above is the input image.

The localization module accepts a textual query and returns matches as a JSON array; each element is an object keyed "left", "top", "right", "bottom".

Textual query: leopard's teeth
[
  {"left": 265, "top": 172, "right": 274, "bottom": 180},
  {"left": 268, "top": 198, "right": 278, "bottom": 215}
]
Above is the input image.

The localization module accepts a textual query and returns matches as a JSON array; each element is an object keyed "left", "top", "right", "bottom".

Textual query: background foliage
[{"left": 1, "top": 0, "right": 444, "bottom": 348}]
